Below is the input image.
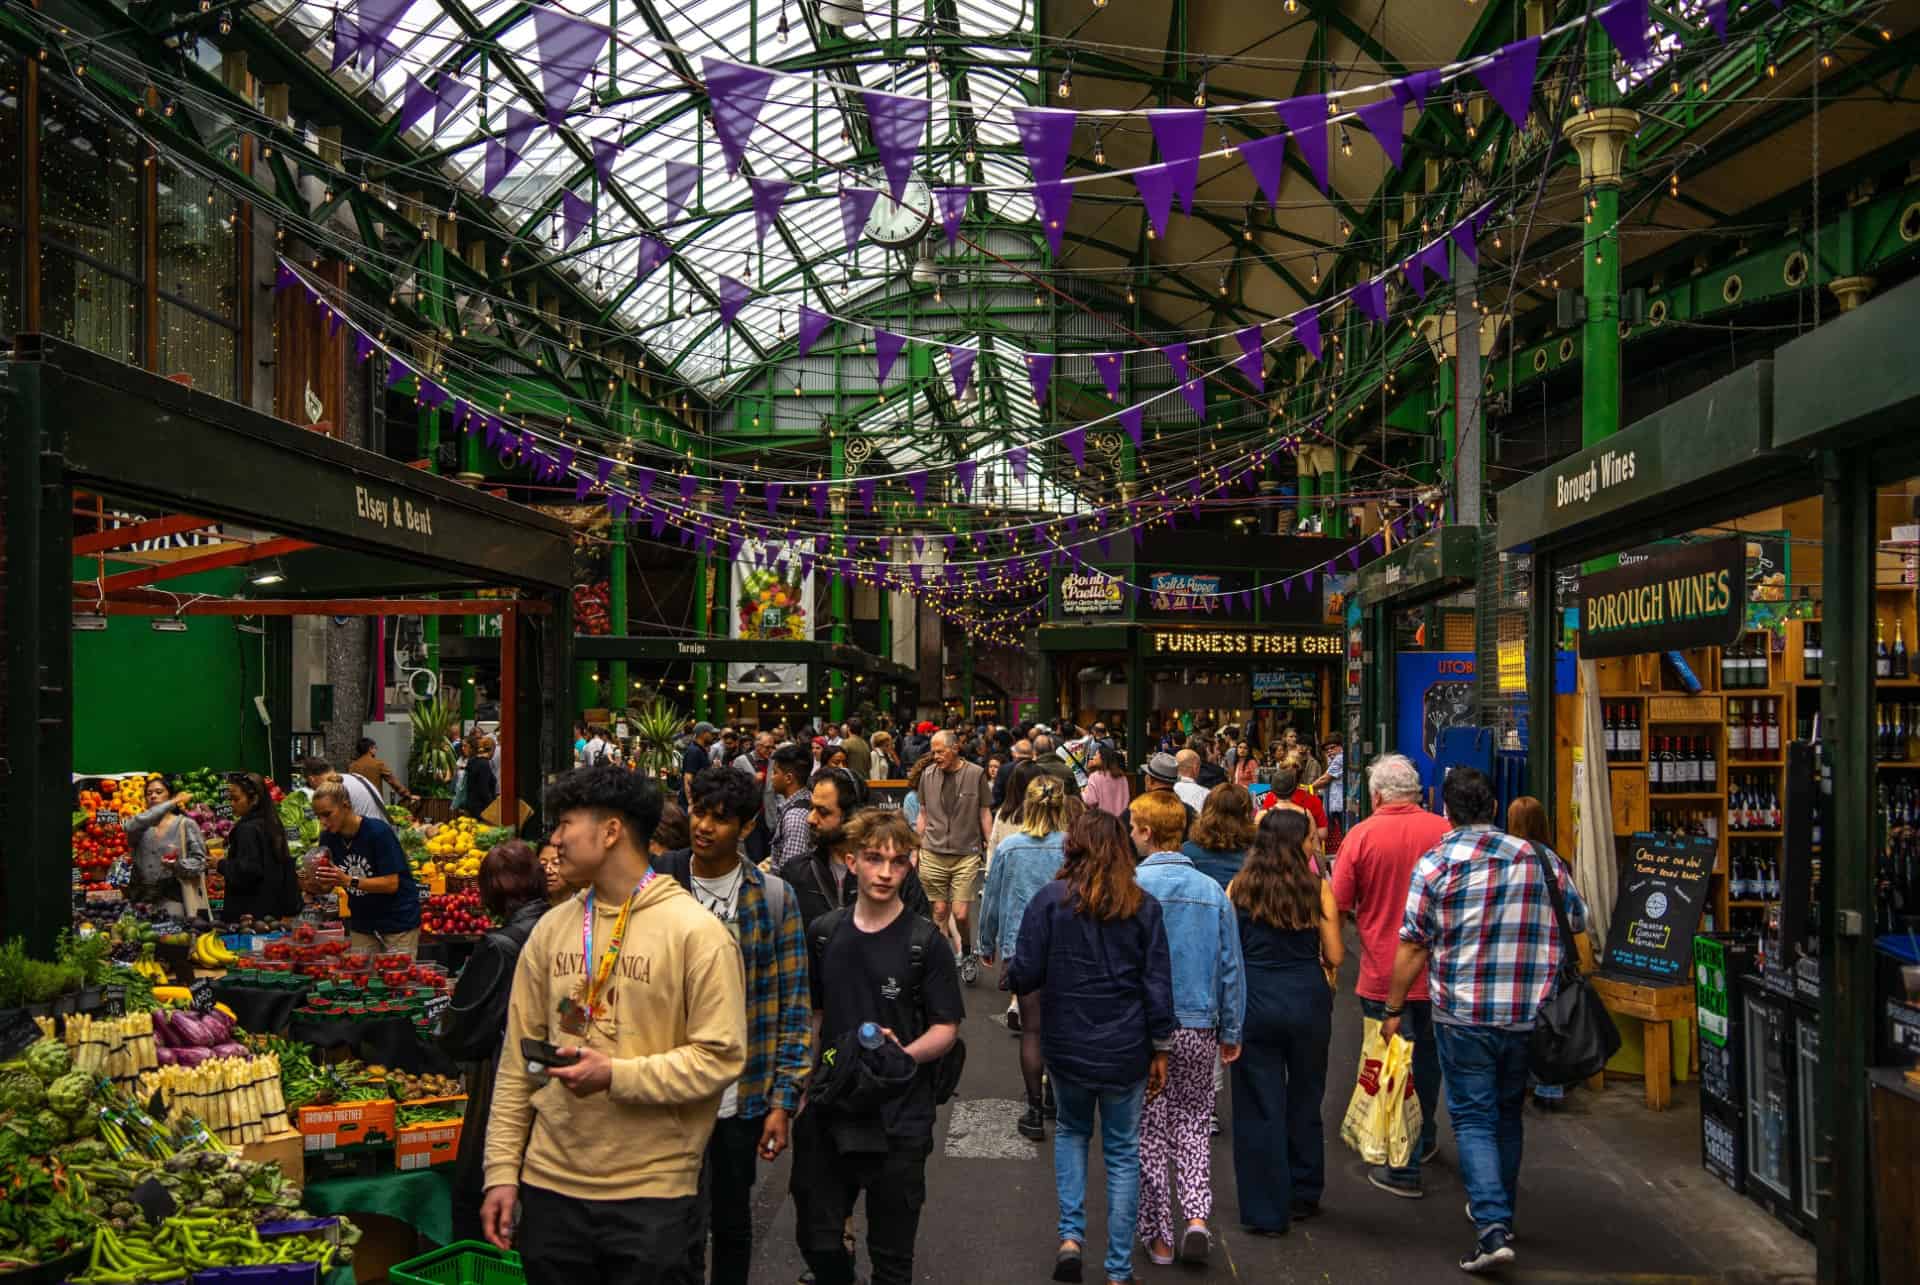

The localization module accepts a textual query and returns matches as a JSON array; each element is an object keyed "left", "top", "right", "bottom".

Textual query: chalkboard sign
[
  {"left": 0, "top": 1009, "right": 41, "bottom": 1061},
  {"left": 423, "top": 994, "right": 451, "bottom": 1033},
  {"left": 103, "top": 984, "right": 127, "bottom": 1018},
  {"left": 1602, "top": 833, "right": 1716, "bottom": 983},
  {"left": 189, "top": 978, "right": 216, "bottom": 1013}
]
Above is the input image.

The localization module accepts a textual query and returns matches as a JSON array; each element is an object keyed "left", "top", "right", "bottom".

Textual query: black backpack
[{"left": 810, "top": 908, "right": 966, "bottom": 1106}]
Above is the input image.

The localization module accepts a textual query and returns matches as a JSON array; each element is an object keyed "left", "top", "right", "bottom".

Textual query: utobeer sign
[{"left": 1577, "top": 537, "right": 1746, "bottom": 659}]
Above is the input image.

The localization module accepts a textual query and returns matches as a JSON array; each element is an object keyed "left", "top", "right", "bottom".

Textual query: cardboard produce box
[
  {"left": 393, "top": 1095, "right": 466, "bottom": 1171},
  {"left": 297, "top": 1099, "right": 396, "bottom": 1151},
  {"left": 241, "top": 1127, "right": 307, "bottom": 1187}
]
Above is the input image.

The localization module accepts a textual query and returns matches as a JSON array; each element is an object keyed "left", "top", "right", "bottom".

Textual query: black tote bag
[{"left": 1527, "top": 847, "right": 1621, "bottom": 1085}]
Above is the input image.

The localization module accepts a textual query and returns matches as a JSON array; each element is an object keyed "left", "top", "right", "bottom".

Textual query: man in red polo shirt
[{"left": 1331, "top": 753, "right": 1450, "bottom": 1198}]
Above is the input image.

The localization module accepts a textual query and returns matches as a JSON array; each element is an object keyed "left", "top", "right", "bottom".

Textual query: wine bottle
[
  {"left": 1648, "top": 735, "right": 1664, "bottom": 792},
  {"left": 1624, "top": 704, "right": 1641, "bottom": 757},
  {"left": 1750, "top": 699, "right": 1766, "bottom": 755},
  {"left": 1728, "top": 700, "right": 1746, "bottom": 754},
  {"left": 1701, "top": 734, "right": 1718, "bottom": 788},
  {"left": 1604, "top": 704, "right": 1619, "bottom": 761},
  {"left": 1879, "top": 617, "right": 1891, "bottom": 679},
  {"left": 1804, "top": 622, "right": 1821, "bottom": 680},
  {"left": 1897, "top": 618, "right": 1911, "bottom": 681},
  {"left": 1765, "top": 699, "right": 1780, "bottom": 753}
]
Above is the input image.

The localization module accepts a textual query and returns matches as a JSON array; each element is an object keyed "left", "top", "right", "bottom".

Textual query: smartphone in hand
[{"left": 520, "top": 1038, "right": 582, "bottom": 1077}]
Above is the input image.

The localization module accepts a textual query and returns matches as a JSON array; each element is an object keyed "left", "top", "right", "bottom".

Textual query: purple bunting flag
[
  {"left": 1355, "top": 276, "right": 1388, "bottom": 326},
  {"left": 274, "top": 261, "right": 298, "bottom": 291},
  {"left": 650, "top": 507, "right": 667, "bottom": 538},
  {"left": 956, "top": 459, "right": 978, "bottom": 497},
  {"left": 1132, "top": 163, "right": 1176, "bottom": 240},
  {"left": 1390, "top": 68, "right": 1443, "bottom": 111},
  {"left": 608, "top": 491, "right": 631, "bottom": 520},
  {"left": 1118, "top": 404, "right": 1145, "bottom": 447},
  {"left": 529, "top": 7, "right": 607, "bottom": 127},
  {"left": 352, "top": 0, "right": 409, "bottom": 76},
  {"left": 1293, "top": 305, "right": 1323, "bottom": 360},
  {"left": 703, "top": 58, "right": 776, "bottom": 175},
  {"left": 764, "top": 482, "right": 784, "bottom": 518},
  {"left": 907, "top": 471, "right": 928, "bottom": 504},
  {"left": 811, "top": 483, "right": 828, "bottom": 518},
  {"left": 1026, "top": 353, "right": 1055, "bottom": 407},
  {"left": 1239, "top": 133, "right": 1289, "bottom": 208},
  {"left": 560, "top": 190, "right": 592, "bottom": 247},
  {"left": 1162, "top": 341, "right": 1190, "bottom": 385},
  {"left": 1149, "top": 108, "right": 1206, "bottom": 213},
  {"left": 574, "top": 473, "right": 593, "bottom": 502},
  {"left": 838, "top": 188, "right": 880, "bottom": 253},
  {"left": 1449, "top": 218, "right": 1480, "bottom": 267},
  {"left": 1010, "top": 447, "right": 1028, "bottom": 481},
  {"left": 796, "top": 305, "right": 832, "bottom": 359},
  {"left": 329, "top": 10, "right": 360, "bottom": 71},
  {"left": 386, "top": 356, "right": 411, "bottom": 388},
  {"left": 861, "top": 89, "right": 931, "bottom": 202},
  {"left": 595, "top": 456, "right": 614, "bottom": 489},
  {"left": 662, "top": 160, "right": 699, "bottom": 226},
  {"left": 1402, "top": 255, "right": 1430, "bottom": 300},
  {"left": 1419, "top": 238, "right": 1452, "bottom": 290},
  {"left": 483, "top": 142, "right": 517, "bottom": 195},
  {"left": 1706, "top": 0, "right": 1728, "bottom": 39},
  {"left": 1353, "top": 96, "right": 1406, "bottom": 169},
  {"left": 1062, "top": 427, "right": 1086, "bottom": 468},
  {"left": 636, "top": 235, "right": 669, "bottom": 281},
  {"left": 1014, "top": 107, "right": 1077, "bottom": 185},
  {"left": 948, "top": 346, "right": 976, "bottom": 400},
  {"left": 395, "top": 75, "right": 439, "bottom": 136},
  {"left": 748, "top": 176, "right": 791, "bottom": 244},
  {"left": 592, "top": 136, "right": 619, "bottom": 187},
  {"left": 934, "top": 187, "right": 970, "bottom": 248},
  {"left": 857, "top": 479, "right": 877, "bottom": 514},
  {"left": 717, "top": 275, "right": 752, "bottom": 327},
  {"left": 1234, "top": 326, "right": 1265, "bottom": 387},
  {"left": 678, "top": 475, "right": 698, "bottom": 504},
  {"left": 1276, "top": 93, "right": 1330, "bottom": 192},
  {"left": 431, "top": 76, "right": 475, "bottom": 133},
  {"left": 1179, "top": 376, "right": 1207, "bottom": 420},
  {"left": 1034, "top": 182, "right": 1073, "bottom": 257},
  {"left": 1597, "top": 0, "right": 1651, "bottom": 67},
  {"left": 1474, "top": 36, "right": 1541, "bottom": 130},
  {"left": 1093, "top": 352, "right": 1124, "bottom": 401},
  {"left": 873, "top": 329, "right": 905, "bottom": 386}
]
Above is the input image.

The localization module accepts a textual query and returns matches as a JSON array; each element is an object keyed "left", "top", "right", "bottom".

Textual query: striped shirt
[{"left": 1401, "top": 826, "right": 1586, "bottom": 1029}]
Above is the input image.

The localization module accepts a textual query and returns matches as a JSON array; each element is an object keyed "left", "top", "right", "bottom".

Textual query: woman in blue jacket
[
  {"left": 980, "top": 775, "right": 1074, "bottom": 1141},
  {"left": 1126, "top": 790, "right": 1246, "bottom": 1268},
  {"left": 1007, "top": 810, "right": 1174, "bottom": 1285}
]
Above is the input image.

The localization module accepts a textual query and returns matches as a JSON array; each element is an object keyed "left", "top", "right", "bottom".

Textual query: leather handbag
[{"left": 1527, "top": 847, "right": 1620, "bottom": 1085}]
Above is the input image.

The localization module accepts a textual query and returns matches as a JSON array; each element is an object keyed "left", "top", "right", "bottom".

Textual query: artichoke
[
  {"left": 25, "top": 1039, "right": 72, "bottom": 1085},
  {"left": 0, "top": 1070, "right": 45, "bottom": 1113},
  {"left": 45, "top": 1071, "right": 92, "bottom": 1120},
  {"left": 32, "top": 1109, "right": 70, "bottom": 1145},
  {"left": 69, "top": 1113, "right": 98, "bottom": 1140}
]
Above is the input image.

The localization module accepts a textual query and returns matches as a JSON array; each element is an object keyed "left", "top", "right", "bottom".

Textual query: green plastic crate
[{"left": 389, "top": 1241, "right": 524, "bottom": 1285}]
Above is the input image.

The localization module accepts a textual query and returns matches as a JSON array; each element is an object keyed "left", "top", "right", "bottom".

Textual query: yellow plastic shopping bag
[{"left": 1339, "top": 1016, "right": 1424, "bottom": 1167}]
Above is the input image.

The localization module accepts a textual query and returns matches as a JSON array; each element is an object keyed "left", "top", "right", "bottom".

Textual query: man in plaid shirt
[
  {"left": 654, "top": 766, "right": 811, "bottom": 1285},
  {"left": 1380, "top": 768, "right": 1585, "bottom": 1275}
]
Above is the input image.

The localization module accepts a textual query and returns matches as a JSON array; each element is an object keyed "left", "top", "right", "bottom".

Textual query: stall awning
[
  {"left": 1773, "top": 275, "right": 1920, "bottom": 457},
  {"left": 1496, "top": 360, "right": 1787, "bottom": 555},
  {"left": 1357, "top": 525, "right": 1480, "bottom": 607},
  {"left": 15, "top": 335, "right": 572, "bottom": 592}
]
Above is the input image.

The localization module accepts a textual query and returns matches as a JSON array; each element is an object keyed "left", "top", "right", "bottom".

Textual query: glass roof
[{"left": 263, "top": 0, "right": 1038, "bottom": 391}]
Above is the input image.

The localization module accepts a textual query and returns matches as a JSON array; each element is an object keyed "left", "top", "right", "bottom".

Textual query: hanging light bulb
[
  {"left": 1568, "top": 88, "right": 1581, "bottom": 109},
  {"left": 1454, "top": 91, "right": 1467, "bottom": 114},
  {"left": 1092, "top": 132, "right": 1105, "bottom": 166},
  {"left": 1698, "top": 70, "right": 1711, "bottom": 92},
  {"left": 1765, "top": 49, "right": 1778, "bottom": 77},
  {"left": 1310, "top": 256, "right": 1320, "bottom": 287},
  {"left": 1818, "top": 45, "right": 1833, "bottom": 70},
  {"left": 1217, "top": 271, "right": 1229, "bottom": 296},
  {"left": 1194, "top": 69, "right": 1208, "bottom": 108},
  {"left": 1339, "top": 217, "right": 1351, "bottom": 238},
  {"left": 1057, "top": 61, "right": 1073, "bottom": 99},
  {"left": 776, "top": 1, "right": 789, "bottom": 41},
  {"left": 1125, "top": 284, "right": 1135, "bottom": 304},
  {"left": 1339, "top": 125, "right": 1353, "bottom": 157},
  {"left": 1284, "top": 0, "right": 1298, "bottom": 11}
]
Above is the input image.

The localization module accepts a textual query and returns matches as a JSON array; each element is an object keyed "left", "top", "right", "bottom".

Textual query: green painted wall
[{"left": 72, "top": 565, "right": 274, "bottom": 778}]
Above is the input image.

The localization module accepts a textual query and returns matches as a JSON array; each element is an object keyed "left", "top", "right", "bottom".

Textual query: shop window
[
  {"left": 155, "top": 158, "right": 238, "bottom": 399},
  {"left": 39, "top": 79, "right": 143, "bottom": 365}
]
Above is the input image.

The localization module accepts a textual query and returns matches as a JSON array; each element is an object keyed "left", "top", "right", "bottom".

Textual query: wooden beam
[
  {"left": 90, "top": 537, "right": 316, "bottom": 594},
  {"left": 73, "top": 513, "right": 218, "bottom": 555}
]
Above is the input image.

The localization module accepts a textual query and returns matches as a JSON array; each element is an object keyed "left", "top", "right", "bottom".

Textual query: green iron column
[
  {"left": 1566, "top": 29, "right": 1639, "bottom": 448},
  {"left": 876, "top": 568, "right": 892, "bottom": 714},
  {"left": 829, "top": 435, "right": 849, "bottom": 723},
  {"left": 609, "top": 516, "right": 629, "bottom": 709}
]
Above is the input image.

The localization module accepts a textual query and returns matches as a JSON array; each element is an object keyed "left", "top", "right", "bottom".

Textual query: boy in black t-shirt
[{"left": 792, "top": 809, "right": 962, "bottom": 1285}]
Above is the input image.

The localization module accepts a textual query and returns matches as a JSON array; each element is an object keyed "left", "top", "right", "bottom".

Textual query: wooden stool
[{"left": 1590, "top": 975, "right": 1696, "bottom": 1110}]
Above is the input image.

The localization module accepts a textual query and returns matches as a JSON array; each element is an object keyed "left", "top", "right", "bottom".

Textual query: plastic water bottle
[{"left": 857, "top": 1022, "right": 885, "bottom": 1051}]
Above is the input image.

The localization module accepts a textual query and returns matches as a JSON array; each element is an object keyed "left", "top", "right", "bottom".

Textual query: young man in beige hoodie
[{"left": 481, "top": 764, "right": 746, "bottom": 1285}]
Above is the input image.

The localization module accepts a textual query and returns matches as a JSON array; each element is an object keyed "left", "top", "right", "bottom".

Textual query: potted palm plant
[
  {"left": 408, "top": 691, "right": 461, "bottom": 820},
  {"left": 630, "top": 700, "right": 685, "bottom": 785}
]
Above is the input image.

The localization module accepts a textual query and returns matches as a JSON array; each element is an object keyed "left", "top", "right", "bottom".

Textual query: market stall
[{"left": 1494, "top": 276, "right": 1920, "bottom": 1271}]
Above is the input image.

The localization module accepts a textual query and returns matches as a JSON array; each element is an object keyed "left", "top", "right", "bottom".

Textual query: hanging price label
[
  {"left": 189, "top": 978, "right": 216, "bottom": 1013},
  {"left": 103, "top": 984, "right": 128, "bottom": 1017}
]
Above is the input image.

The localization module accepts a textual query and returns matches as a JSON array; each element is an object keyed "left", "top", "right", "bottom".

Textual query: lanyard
[{"left": 581, "top": 872, "right": 654, "bottom": 1014}]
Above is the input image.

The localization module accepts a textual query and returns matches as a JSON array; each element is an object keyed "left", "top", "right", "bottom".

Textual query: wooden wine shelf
[{"left": 1729, "top": 830, "right": 1785, "bottom": 839}]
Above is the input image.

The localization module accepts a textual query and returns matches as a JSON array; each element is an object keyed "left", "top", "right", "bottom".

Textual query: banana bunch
[
  {"left": 191, "top": 932, "right": 238, "bottom": 967},
  {"left": 129, "top": 944, "right": 170, "bottom": 983}
]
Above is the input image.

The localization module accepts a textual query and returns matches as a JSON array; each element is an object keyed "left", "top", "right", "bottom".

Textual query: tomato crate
[{"left": 296, "top": 1098, "right": 396, "bottom": 1151}]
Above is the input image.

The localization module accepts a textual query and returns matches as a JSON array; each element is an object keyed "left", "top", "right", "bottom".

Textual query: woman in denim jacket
[
  {"left": 981, "top": 776, "right": 1075, "bottom": 1141},
  {"left": 1126, "top": 790, "right": 1246, "bottom": 1267}
]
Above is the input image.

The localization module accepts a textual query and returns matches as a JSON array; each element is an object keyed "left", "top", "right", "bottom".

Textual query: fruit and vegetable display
[
  {"left": 135, "top": 1052, "right": 290, "bottom": 1144},
  {"left": 420, "top": 887, "right": 497, "bottom": 937},
  {"left": 151, "top": 1006, "right": 250, "bottom": 1067},
  {"left": 259, "top": 1040, "right": 458, "bottom": 1112},
  {"left": 31, "top": 1011, "right": 162, "bottom": 1081},
  {"left": 0, "top": 1037, "right": 361, "bottom": 1278},
  {"left": 737, "top": 564, "right": 808, "bottom": 639},
  {"left": 413, "top": 815, "right": 512, "bottom": 883}
]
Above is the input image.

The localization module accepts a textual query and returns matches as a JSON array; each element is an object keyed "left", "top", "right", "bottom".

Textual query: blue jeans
[
  {"left": 1434, "top": 1023, "right": 1531, "bottom": 1235},
  {"left": 1052, "top": 1074, "right": 1147, "bottom": 1282},
  {"left": 1359, "top": 997, "right": 1441, "bottom": 1184}
]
